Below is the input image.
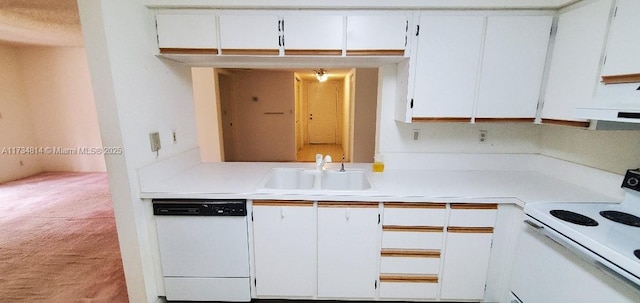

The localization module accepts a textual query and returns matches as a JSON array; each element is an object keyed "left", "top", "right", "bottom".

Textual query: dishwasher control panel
[{"left": 152, "top": 199, "right": 246, "bottom": 216}]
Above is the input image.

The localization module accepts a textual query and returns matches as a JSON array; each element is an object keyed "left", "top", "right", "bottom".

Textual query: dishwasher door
[{"left": 154, "top": 200, "right": 250, "bottom": 301}]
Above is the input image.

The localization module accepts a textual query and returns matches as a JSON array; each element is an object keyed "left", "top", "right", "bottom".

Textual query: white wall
[
  {"left": 78, "top": 0, "right": 199, "bottom": 302},
  {"left": 0, "top": 45, "right": 41, "bottom": 182},
  {"left": 192, "top": 67, "right": 222, "bottom": 162},
  {"left": 18, "top": 47, "right": 106, "bottom": 172},
  {"left": 539, "top": 124, "right": 640, "bottom": 174}
]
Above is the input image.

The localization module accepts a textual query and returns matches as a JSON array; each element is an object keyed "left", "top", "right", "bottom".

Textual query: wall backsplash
[{"left": 539, "top": 124, "right": 640, "bottom": 175}]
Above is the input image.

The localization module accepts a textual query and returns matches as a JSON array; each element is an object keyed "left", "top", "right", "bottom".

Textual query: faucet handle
[
  {"left": 316, "top": 154, "right": 323, "bottom": 165},
  {"left": 324, "top": 155, "right": 332, "bottom": 163}
]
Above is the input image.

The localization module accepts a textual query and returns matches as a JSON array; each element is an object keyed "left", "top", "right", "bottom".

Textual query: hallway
[{"left": 296, "top": 144, "right": 346, "bottom": 162}]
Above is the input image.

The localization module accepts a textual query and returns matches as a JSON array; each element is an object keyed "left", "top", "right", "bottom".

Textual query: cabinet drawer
[
  {"left": 379, "top": 281, "right": 438, "bottom": 299},
  {"left": 382, "top": 230, "right": 443, "bottom": 250},
  {"left": 380, "top": 256, "right": 441, "bottom": 275},
  {"left": 448, "top": 204, "right": 497, "bottom": 227},
  {"left": 383, "top": 203, "right": 446, "bottom": 226}
]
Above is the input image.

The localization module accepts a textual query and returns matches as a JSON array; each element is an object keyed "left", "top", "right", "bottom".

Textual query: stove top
[
  {"left": 525, "top": 169, "right": 640, "bottom": 287},
  {"left": 600, "top": 210, "right": 640, "bottom": 227},
  {"left": 550, "top": 209, "right": 599, "bottom": 226},
  {"left": 526, "top": 201, "right": 640, "bottom": 286}
]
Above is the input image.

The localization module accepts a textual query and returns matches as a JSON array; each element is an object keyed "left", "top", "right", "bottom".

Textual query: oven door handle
[{"left": 524, "top": 217, "right": 640, "bottom": 291}]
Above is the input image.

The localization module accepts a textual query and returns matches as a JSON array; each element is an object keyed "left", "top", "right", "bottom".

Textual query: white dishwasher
[{"left": 153, "top": 199, "right": 250, "bottom": 302}]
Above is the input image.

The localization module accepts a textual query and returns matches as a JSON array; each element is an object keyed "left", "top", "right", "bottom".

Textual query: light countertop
[{"left": 139, "top": 161, "right": 622, "bottom": 206}]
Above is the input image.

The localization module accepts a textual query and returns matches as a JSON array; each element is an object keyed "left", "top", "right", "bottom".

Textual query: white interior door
[{"left": 307, "top": 82, "right": 338, "bottom": 144}]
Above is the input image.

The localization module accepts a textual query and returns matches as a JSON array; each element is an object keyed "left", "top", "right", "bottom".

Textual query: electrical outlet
[
  {"left": 412, "top": 129, "right": 420, "bottom": 141},
  {"left": 150, "top": 132, "right": 161, "bottom": 152},
  {"left": 171, "top": 129, "right": 177, "bottom": 144},
  {"left": 479, "top": 130, "right": 488, "bottom": 143}
]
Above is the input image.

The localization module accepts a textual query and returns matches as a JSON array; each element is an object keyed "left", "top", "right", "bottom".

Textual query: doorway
[{"left": 295, "top": 76, "right": 348, "bottom": 162}]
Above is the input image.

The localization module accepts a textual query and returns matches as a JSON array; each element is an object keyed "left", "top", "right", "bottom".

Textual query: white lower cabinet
[
  {"left": 440, "top": 204, "right": 498, "bottom": 300},
  {"left": 252, "top": 200, "right": 316, "bottom": 297},
  {"left": 251, "top": 201, "right": 499, "bottom": 301},
  {"left": 317, "top": 202, "right": 380, "bottom": 298},
  {"left": 379, "top": 202, "right": 446, "bottom": 300}
]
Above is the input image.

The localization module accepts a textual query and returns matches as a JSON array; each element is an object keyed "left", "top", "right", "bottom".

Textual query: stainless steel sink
[{"left": 257, "top": 168, "right": 373, "bottom": 192}]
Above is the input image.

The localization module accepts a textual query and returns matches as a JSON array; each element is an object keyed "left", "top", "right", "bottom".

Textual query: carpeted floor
[{"left": 0, "top": 172, "right": 129, "bottom": 302}]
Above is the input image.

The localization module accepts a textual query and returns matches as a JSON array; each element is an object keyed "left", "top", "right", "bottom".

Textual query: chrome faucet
[
  {"left": 340, "top": 154, "right": 345, "bottom": 172},
  {"left": 316, "top": 154, "right": 332, "bottom": 170}
]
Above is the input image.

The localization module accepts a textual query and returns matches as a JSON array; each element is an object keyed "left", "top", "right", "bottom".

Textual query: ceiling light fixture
[{"left": 314, "top": 68, "right": 328, "bottom": 82}]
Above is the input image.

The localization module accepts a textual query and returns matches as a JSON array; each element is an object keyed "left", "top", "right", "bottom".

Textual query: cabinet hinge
[
  {"left": 416, "top": 25, "right": 420, "bottom": 36},
  {"left": 410, "top": 99, "right": 414, "bottom": 109},
  {"left": 251, "top": 211, "right": 254, "bottom": 221},
  {"left": 375, "top": 280, "right": 378, "bottom": 289},
  {"left": 254, "top": 278, "right": 257, "bottom": 287},
  {"left": 378, "top": 213, "right": 381, "bottom": 224}
]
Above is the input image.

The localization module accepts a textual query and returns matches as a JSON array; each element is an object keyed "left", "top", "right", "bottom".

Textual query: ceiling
[
  {"left": 0, "top": 0, "right": 82, "bottom": 47},
  {"left": 0, "top": 0, "right": 581, "bottom": 47}
]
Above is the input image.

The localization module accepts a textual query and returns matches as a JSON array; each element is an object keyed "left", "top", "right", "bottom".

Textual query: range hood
[{"left": 575, "top": 74, "right": 640, "bottom": 123}]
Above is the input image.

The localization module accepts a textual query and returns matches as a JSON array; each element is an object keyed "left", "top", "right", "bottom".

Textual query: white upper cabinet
[
  {"left": 475, "top": 16, "right": 552, "bottom": 119},
  {"left": 541, "top": 0, "right": 614, "bottom": 122},
  {"left": 219, "top": 14, "right": 280, "bottom": 54},
  {"left": 601, "top": 0, "right": 640, "bottom": 76},
  {"left": 156, "top": 12, "right": 218, "bottom": 51},
  {"left": 346, "top": 15, "right": 409, "bottom": 55},
  {"left": 283, "top": 15, "right": 344, "bottom": 55},
  {"left": 411, "top": 15, "right": 485, "bottom": 119}
]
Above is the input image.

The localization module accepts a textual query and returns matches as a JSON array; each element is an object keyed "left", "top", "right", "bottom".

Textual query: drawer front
[
  {"left": 382, "top": 231, "right": 444, "bottom": 250},
  {"left": 380, "top": 256, "right": 441, "bottom": 275},
  {"left": 383, "top": 207, "right": 446, "bottom": 226},
  {"left": 448, "top": 206, "right": 497, "bottom": 227},
  {"left": 379, "top": 281, "right": 439, "bottom": 299}
]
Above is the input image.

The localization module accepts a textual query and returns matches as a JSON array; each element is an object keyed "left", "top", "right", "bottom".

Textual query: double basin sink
[{"left": 257, "top": 168, "right": 374, "bottom": 193}]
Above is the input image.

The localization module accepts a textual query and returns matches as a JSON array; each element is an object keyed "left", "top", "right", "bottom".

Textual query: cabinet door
[
  {"left": 346, "top": 15, "right": 408, "bottom": 55},
  {"left": 252, "top": 201, "right": 316, "bottom": 297},
  {"left": 475, "top": 16, "right": 552, "bottom": 119},
  {"left": 219, "top": 14, "right": 280, "bottom": 55},
  {"left": 412, "top": 15, "right": 484, "bottom": 119},
  {"left": 440, "top": 204, "right": 497, "bottom": 300},
  {"left": 541, "top": 0, "right": 613, "bottom": 122},
  {"left": 317, "top": 203, "right": 380, "bottom": 298},
  {"left": 156, "top": 13, "right": 218, "bottom": 51},
  {"left": 284, "top": 15, "right": 343, "bottom": 55},
  {"left": 601, "top": 0, "right": 640, "bottom": 76},
  {"left": 440, "top": 232, "right": 493, "bottom": 300}
]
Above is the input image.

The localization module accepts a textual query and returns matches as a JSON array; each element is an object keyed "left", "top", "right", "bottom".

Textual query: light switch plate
[{"left": 150, "top": 132, "right": 161, "bottom": 152}]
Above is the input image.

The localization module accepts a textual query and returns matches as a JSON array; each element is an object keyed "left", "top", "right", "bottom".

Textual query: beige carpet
[{"left": 0, "top": 172, "right": 129, "bottom": 302}]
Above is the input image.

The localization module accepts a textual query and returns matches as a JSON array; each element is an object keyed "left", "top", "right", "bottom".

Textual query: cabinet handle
[{"left": 280, "top": 207, "right": 285, "bottom": 219}]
